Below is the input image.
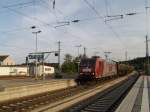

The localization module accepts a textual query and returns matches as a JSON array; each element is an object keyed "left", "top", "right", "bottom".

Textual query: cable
[
  {"left": 3, "top": 6, "right": 55, "bottom": 29},
  {"left": 39, "top": 0, "right": 68, "bottom": 22},
  {"left": 104, "top": 0, "right": 109, "bottom": 17},
  {"left": 0, "top": 0, "right": 124, "bottom": 52},
  {"left": 0, "top": 27, "right": 31, "bottom": 34},
  {"left": 0, "top": 0, "right": 49, "bottom": 9},
  {"left": 0, "top": 41, "right": 32, "bottom": 50},
  {"left": 0, "top": 1, "right": 35, "bottom": 9},
  {"left": 83, "top": 0, "right": 104, "bottom": 19},
  {"left": 37, "top": 0, "right": 61, "bottom": 23},
  {"left": 0, "top": 0, "right": 57, "bottom": 28},
  {"left": 0, "top": 2, "right": 82, "bottom": 42},
  {"left": 83, "top": 0, "right": 127, "bottom": 49}
]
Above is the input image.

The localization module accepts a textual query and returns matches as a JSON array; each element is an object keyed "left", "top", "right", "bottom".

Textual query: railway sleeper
[{"left": 68, "top": 74, "right": 139, "bottom": 112}]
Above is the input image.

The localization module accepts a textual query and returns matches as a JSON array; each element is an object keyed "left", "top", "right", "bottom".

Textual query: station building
[
  {"left": 0, "top": 55, "right": 15, "bottom": 66},
  {"left": 29, "top": 64, "right": 55, "bottom": 77},
  {"left": 0, "top": 55, "right": 55, "bottom": 77}
]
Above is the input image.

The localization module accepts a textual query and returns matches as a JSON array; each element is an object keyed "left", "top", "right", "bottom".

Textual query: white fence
[
  {"left": 0, "top": 66, "right": 28, "bottom": 76},
  {"left": 29, "top": 65, "right": 55, "bottom": 76},
  {"left": 0, "top": 65, "right": 55, "bottom": 76}
]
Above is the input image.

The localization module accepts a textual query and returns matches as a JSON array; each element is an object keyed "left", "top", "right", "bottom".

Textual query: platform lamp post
[{"left": 31, "top": 26, "right": 42, "bottom": 80}]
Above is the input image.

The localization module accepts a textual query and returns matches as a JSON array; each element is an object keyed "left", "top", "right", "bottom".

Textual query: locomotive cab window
[{"left": 80, "top": 59, "right": 96, "bottom": 67}]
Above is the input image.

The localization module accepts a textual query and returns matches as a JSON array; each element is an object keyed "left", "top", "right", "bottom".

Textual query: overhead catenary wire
[
  {"left": 0, "top": 0, "right": 131, "bottom": 63},
  {"left": 83, "top": 0, "right": 127, "bottom": 50},
  {"left": 40, "top": 0, "right": 70, "bottom": 22},
  {"left": 1, "top": 0, "right": 65, "bottom": 30},
  {"left": 104, "top": 0, "right": 109, "bottom": 17},
  {"left": 31, "top": 0, "right": 59, "bottom": 23},
  {"left": 0, "top": 0, "right": 129, "bottom": 55},
  {"left": 3, "top": 6, "right": 55, "bottom": 29},
  {"left": 0, "top": 0, "right": 59, "bottom": 29},
  {"left": 0, "top": 0, "right": 50, "bottom": 9},
  {"left": 0, "top": 1, "right": 101, "bottom": 38},
  {"left": 0, "top": 41, "right": 33, "bottom": 50},
  {"left": 0, "top": 0, "right": 99, "bottom": 33},
  {"left": 39, "top": 1, "right": 96, "bottom": 45},
  {"left": 0, "top": 0, "right": 144, "bottom": 35},
  {"left": 0, "top": 1, "right": 83, "bottom": 43},
  {"left": 1, "top": 8, "right": 83, "bottom": 54},
  {"left": 0, "top": 1, "right": 34, "bottom": 9},
  {"left": 0, "top": 27, "right": 31, "bottom": 33},
  {"left": 0, "top": 0, "right": 132, "bottom": 50},
  {"left": 0, "top": 1, "right": 57, "bottom": 50},
  {"left": 0, "top": 0, "right": 47, "bottom": 11}
]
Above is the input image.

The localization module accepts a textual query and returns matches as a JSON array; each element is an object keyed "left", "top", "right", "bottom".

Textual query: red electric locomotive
[{"left": 76, "top": 56, "right": 117, "bottom": 83}]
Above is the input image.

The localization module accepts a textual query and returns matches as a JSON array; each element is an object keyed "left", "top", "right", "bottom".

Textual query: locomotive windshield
[{"left": 80, "top": 59, "right": 96, "bottom": 67}]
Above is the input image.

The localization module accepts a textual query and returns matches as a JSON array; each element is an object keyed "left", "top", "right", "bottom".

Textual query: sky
[{"left": 0, "top": 0, "right": 149, "bottom": 64}]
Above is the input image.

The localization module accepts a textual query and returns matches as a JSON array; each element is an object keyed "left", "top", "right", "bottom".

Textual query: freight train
[{"left": 76, "top": 56, "right": 118, "bottom": 83}]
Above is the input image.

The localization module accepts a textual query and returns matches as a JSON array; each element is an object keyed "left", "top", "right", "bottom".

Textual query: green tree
[
  {"left": 61, "top": 54, "right": 78, "bottom": 74},
  {"left": 64, "top": 54, "right": 72, "bottom": 63}
]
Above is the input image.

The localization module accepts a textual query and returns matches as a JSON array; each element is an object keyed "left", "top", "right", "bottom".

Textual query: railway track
[
  {"left": 0, "top": 86, "right": 84, "bottom": 112},
  {"left": 0, "top": 73, "right": 136, "bottom": 112},
  {"left": 65, "top": 74, "right": 139, "bottom": 112},
  {"left": 0, "top": 76, "right": 120, "bottom": 112}
]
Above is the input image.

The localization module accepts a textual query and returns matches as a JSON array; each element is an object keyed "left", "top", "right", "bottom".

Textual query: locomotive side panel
[
  {"left": 77, "top": 57, "right": 117, "bottom": 83},
  {"left": 95, "top": 59, "right": 104, "bottom": 78}
]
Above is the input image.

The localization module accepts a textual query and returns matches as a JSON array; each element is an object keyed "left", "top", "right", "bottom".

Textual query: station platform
[
  {"left": 116, "top": 75, "right": 149, "bottom": 112},
  {"left": 0, "top": 77, "right": 74, "bottom": 89},
  {"left": 0, "top": 73, "right": 78, "bottom": 89},
  {"left": 0, "top": 78, "right": 76, "bottom": 103}
]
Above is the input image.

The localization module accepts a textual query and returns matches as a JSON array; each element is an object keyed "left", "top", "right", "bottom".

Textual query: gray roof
[{"left": 0, "top": 55, "right": 9, "bottom": 61}]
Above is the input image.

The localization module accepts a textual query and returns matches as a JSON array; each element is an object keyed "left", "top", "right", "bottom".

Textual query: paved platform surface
[
  {"left": 0, "top": 78, "right": 76, "bottom": 102},
  {"left": 0, "top": 77, "right": 74, "bottom": 89},
  {"left": 32, "top": 76, "right": 128, "bottom": 112},
  {"left": 116, "top": 75, "right": 150, "bottom": 112}
]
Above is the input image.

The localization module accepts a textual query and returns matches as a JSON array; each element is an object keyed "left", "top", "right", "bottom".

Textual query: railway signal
[{"left": 55, "top": 52, "right": 58, "bottom": 56}]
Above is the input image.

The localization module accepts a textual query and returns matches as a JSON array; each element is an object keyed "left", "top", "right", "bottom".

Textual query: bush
[{"left": 61, "top": 62, "right": 77, "bottom": 74}]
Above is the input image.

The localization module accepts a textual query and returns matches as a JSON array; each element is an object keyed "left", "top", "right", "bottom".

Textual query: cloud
[{"left": 0, "top": 0, "right": 149, "bottom": 63}]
